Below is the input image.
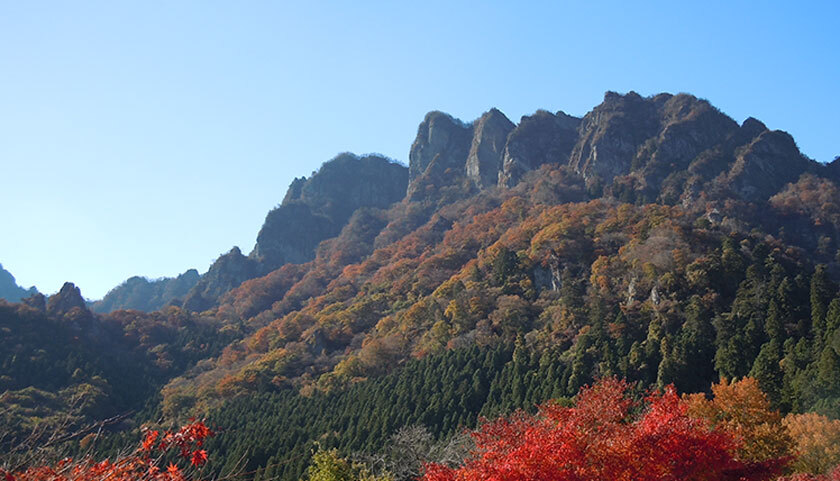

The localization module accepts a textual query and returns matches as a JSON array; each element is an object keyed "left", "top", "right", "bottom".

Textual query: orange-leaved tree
[
  {"left": 0, "top": 420, "right": 213, "bottom": 481},
  {"left": 683, "top": 377, "right": 794, "bottom": 463},
  {"left": 423, "top": 378, "right": 788, "bottom": 481},
  {"left": 783, "top": 412, "right": 840, "bottom": 475}
]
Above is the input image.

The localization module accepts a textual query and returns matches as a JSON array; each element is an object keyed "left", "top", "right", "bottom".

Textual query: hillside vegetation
[{"left": 3, "top": 91, "right": 840, "bottom": 480}]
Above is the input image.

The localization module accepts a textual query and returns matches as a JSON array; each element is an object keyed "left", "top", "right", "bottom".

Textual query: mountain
[
  {"left": 4, "top": 91, "right": 840, "bottom": 481},
  {"left": 179, "top": 153, "right": 408, "bottom": 312},
  {"left": 0, "top": 282, "right": 232, "bottom": 449},
  {"left": 92, "top": 153, "right": 408, "bottom": 314},
  {"left": 0, "top": 263, "right": 37, "bottom": 303},
  {"left": 91, "top": 269, "right": 200, "bottom": 313},
  {"left": 155, "top": 91, "right": 838, "bottom": 419}
]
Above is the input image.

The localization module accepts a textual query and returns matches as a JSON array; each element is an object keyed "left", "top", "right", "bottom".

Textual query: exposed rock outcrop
[
  {"left": 407, "top": 112, "right": 473, "bottom": 200},
  {"left": 569, "top": 91, "right": 663, "bottom": 187},
  {"left": 499, "top": 110, "right": 581, "bottom": 187},
  {"left": 564, "top": 91, "right": 811, "bottom": 204},
  {"left": 47, "top": 282, "right": 88, "bottom": 316},
  {"left": 252, "top": 153, "right": 408, "bottom": 270},
  {"left": 183, "top": 247, "right": 258, "bottom": 312},
  {"left": 180, "top": 153, "right": 408, "bottom": 312},
  {"left": 465, "top": 109, "right": 515, "bottom": 189},
  {"left": 406, "top": 91, "right": 815, "bottom": 206},
  {"left": 724, "top": 129, "right": 812, "bottom": 202}
]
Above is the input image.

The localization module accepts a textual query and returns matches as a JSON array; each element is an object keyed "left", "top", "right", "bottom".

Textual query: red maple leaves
[
  {"left": 0, "top": 420, "right": 214, "bottom": 481},
  {"left": 424, "top": 378, "right": 787, "bottom": 481}
]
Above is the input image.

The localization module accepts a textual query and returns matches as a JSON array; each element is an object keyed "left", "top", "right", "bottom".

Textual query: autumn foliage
[
  {"left": 683, "top": 377, "right": 794, "bottom": 463},
  {"left": 0, "top": 421, "right": 213, "bottom": 481},
  {"left": 423, "top": 378, "right": 787, "bottom": 481}
]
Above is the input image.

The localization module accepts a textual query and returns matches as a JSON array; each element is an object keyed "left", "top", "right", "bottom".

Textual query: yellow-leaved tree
[
  {"left": 783, "top": 412, "right": 840, "bottom": 475},
  {"left": 683, "top": 377, "right": 793, "bottom": 462}
]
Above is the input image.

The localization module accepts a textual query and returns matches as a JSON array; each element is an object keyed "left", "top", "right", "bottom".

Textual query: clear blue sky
[{"left": 1, "top": 1, "right": 838, "bottom": 299}]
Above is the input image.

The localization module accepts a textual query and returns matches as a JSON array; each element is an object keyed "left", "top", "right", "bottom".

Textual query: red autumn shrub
[
  {"left": 423, "top": 378, "right": 788, "bottom": 481},
  {"left": 1, "top": 420, "right": 213, "bottom": 481}
]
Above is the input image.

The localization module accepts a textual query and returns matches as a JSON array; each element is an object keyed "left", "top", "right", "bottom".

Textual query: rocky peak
[
  {"left": 181, "top": 154, "right": 408, "bottom": 312},
  {"left": 407, "top": 111, "right": 473, "bottom": 197},
  {"left": 47, "top": 282, "right": 87, "bottom": 316},
  {"left": 183, "top": 247, "right": 259, "bottom": 312},
  {"left": 465, "top": 108, "right": 515, "bottom": 189},
  {"left": 740, "top": 117, "right": 767, "bottom": 138},
  {"left": 724, "top": 129, "right": 811, "bottom": 201},
  {"left": 499, "top": 109, "right": 581, "bottom": 187},
  {"left": 636, "top": 94, "right": 740, "bottom": 186},
  {"left": 569, "top": 91, "right": 664, "bottom": 187},
  {"left": 568, "top": 91, "right": 749, "bottom": 203},
  {"left": 253, "top": 153, "right": 408, "bottom": 269},
  {"left": 280, "top": 153, "right": 408, "bottom": 223}
]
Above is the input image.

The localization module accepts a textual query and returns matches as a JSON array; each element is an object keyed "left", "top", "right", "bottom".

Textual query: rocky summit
[
  {"left": 4, "top": 90, "right": 840, "bottom": 481},
  {"left": 407, "top": 91, "right": 814, "bottom": 208},
  {"left": 95, "top": 91, "right": 820, "bottom": 316}
]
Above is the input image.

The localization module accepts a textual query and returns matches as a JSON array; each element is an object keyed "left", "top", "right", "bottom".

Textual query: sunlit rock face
[
  {"left": 499, "top": 109, "right": 580, "bottom": 187},
  {"left": 465, "top": 108, "right": 515, "bottom": 189}
]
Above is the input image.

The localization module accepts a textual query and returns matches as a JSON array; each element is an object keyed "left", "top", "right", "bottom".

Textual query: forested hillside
[{"left": 3, "top": 91, "right": 840, "bottom": 480}]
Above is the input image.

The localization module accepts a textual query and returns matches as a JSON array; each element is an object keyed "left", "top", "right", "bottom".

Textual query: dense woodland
[{"left": 3, "top": 92, "right": 840, "bottom": 479}]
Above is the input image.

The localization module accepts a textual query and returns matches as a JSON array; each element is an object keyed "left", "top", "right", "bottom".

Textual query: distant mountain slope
[
  {"left": 158, "top": 92, "right": 840, "bottom": 424},
  {"left": 4, "top": 91, "right": 840, "bottom": 480},
  {"left": 0, "top": 263, "right": 37, "bottom": 302},
  {"left": 91, "top": 269, "right": 200, "bottom": 313},
  {"left": 94, "top": 153, "right": 408, "bottom": 313},
  {"left": 0, "top": 281, "right": 232, "bottom": 448},
  {"left": 180, "top": 153, "right": 408, "bottom": 312}
]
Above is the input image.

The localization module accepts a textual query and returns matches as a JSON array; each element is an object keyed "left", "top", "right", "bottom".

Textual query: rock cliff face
[
  {"left": 565, "top": 91, "right": 812, "bottom": 203},
  {"left": 568, "top": 91, "right": 663, "bottom": 186},
  {"left": 567, "top": 92, "right": 741, "bottom": 197},
  {"left": 180, "top": 153, "right": 408, "bottom": 312},
  {"left": 47, "top": 282, "right": 88, "bottom": 316},
  {"left": 407, "top": 112, "right": 473, "bottom": 200},
  {"left": 183, "top": 247, "right": 258, "bottom": 312},
  {"left": 724, "top": 130, "right": 812, "bottom": 202},
  {"left": 92, "top": 269, "right": 200, "bottom": 313},
  {"left": 465, "top": 109, "right": 515, "bottom": 189},
  {"left": 499, "top": 110, "right": 581, "bottom": 187},
  {"left": 251, "top": 153, "right": 409, "bottom": 270},
  {"left": 407, "top": 91, "right": 813, "bottom": 206}
]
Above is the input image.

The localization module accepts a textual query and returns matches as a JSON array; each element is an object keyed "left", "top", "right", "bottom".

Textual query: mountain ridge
[
  {"left": 150, "top": 91, "right": 840, "bottom": 420},
  {"left": 4, "top": 90, "right": 840, "bottom": 481},
  {"left": 0, "top": 263, "right": 38, "bottom": 303}
]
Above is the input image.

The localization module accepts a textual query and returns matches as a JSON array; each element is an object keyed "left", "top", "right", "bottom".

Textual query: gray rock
[
  {"left": 253, "top": 153, "right": 408, "bottom": 270},
  {"left": 183, "top": 247, "right": 258, "bottom": 312},
  {"left": 724, "top": 130, "right": 811, "bottom": 202},
  {"left": 47, "top": 282, "right": 88, "bottom": 316},
  {"left": 182, "top": 153, "right": 408, "bottom": 312},
  {"left": 465, "top": 108, "right": 515, "bottom": 189},
  {"left": 569, "top": 91, "right": 662, "bottom": 187},
  {"left": 407, "top": 111, "right": 473, "bottom": 199},
  {"left": 499, "top": 110, "right": 580, "bottom": 187}
]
